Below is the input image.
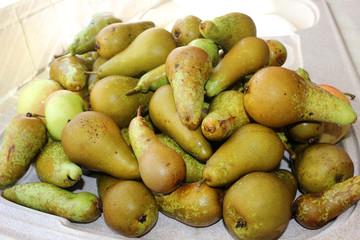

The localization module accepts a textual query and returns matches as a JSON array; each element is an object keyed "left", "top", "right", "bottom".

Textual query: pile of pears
[{"left": 1, "top": 10, "right": 359, "bottom": 240}]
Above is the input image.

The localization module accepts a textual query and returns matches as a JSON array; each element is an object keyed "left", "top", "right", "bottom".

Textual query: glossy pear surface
[
  {"left": 97, "top": 27, "right": 176, "bottom": 78},
  {"left": 61, "top": 111, "right": 140, "bottom": 179},
  {"left": 166, "top": 45, "right": 212, "bottom": 130},
  {"left": 244, "top": 66, "right": 357, "bottom": 128},
  {"left": 149, "top": 84, "right": 213, "bottom": 161}
]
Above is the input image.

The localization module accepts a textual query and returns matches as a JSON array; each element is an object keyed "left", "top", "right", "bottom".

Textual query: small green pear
[
  {"left": 97, "top": 27, "right": 176, "bottom": 78},
  {"left": 205, "top": 36, "right": 269, "bottom": 97},
  {"left": 95, "top": 21, "right": 155, "bottom": 59},
  {"left": 244, "top": 66, "right": 357, "bottom": 128},
  {"left": 61, "top": 111, "right": 140, "bottom": 179},
  {"left": 199, "top": 12, "right": 256, "bottom": 52},
  {"left": 188, "top": 38, "right": 219, "bottom": 67},
  {"left": 68, "top": 12, "right": 122, "bottom": 55},
  {"left": 44, "top": 90, "right": 84, "bottom": 141},
  {"left": 35, "top": 141, "right": 82, "bottom": 188},
  {"left": 149, "top": 84, "right": 213, "bottom": 161},
  {"left": 223, "top": 172, "right": 292, "bottom": 240},
  {"left": 201, "top": 90, "right": 251, "bottom": 141},
  {"left": 0, "top": 113, "right": 47, "bottom": 188},
  {"left": 265, "top": 39, "right": 287, "bottom": 66},
  {"left": 166, "top": 45, "right": 213, "bottom": 130},
  {"left": 2, "top": 182, "right": 101, "bottom": 222},
  {"left": 102, "top": 180, "right": 158, "bottom": 237},
  {"left": 17, "top": 79, "right": 64, "bottom": 117},
  {"left": 129, "top": 107, "right": 186, "bottom": 194},
  {"left": 202, "top": 123, "right": 284, "bottom": 187},
  {"left": 171, "top": 15, "right": 203, "bottom": 46},
  {"left": 155, "top": 181, "right": 223, "bottom": 227},
  {"left": 293, "top": 175, "right": 360, "bottom": 229}
]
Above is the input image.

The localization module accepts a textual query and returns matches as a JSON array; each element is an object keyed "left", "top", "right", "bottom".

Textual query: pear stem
[
  {"left": 54, "top": 50, "right": 70, "bottom": 58},
  {"left": 137, "top": 105, "right": 143, "bottom": 117},
  {"left": 125, "top": 88, "right": 139, "bottom": 96},
  {"left": 197, "top": 178, "right": 208, "bottom": 188},
  {"left": 83, "top": 71, "right": 97, "bottom": 75},
  {"left": 344, "top": 92, "right": 356, "bottom": 100},
  {"left": 26, "top": 112, "right": 45, "bottom": 118}
]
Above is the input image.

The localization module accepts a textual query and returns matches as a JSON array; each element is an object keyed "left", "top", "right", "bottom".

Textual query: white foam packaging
[{"left": 0, "top": 0, "right": 359, "bottom": 239}]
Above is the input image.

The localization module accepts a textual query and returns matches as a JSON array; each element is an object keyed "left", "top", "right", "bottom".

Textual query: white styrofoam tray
[{"left": 1, "top": 0, "right": 360, "bottom": 239}]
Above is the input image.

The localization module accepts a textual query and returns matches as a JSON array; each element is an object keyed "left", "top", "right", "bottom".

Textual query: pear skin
[
  {"left": 35, "top": 141, "right": 82, "bottom": 188},
  {"left": 201, "top": 90, "right": 251, "bottom": 141},
  {"left": 244, "top": 66, "right": 357, "bottom": 128},
  {"left": 97, "top": 27, "right": 176, "bottom": 78},
  {"left": 129, "top": 107, "right": 186, "bottom": 194},
  {"left": 202, "top": 123, "right": 284, "bottom": 187},
  {"left": 171, "top": 15, "right": 203, "bottom": 46},
  {"left": 293, "top": 175, "right": 360, "bottom": 229},
  {"left": 68, "top": 12, "right": 122, "bottom": 55},
  {"left": 271, "top": 169, "right": 298, "bottom": 201},
  {"left": 155, "top": 181, "right": 224, "bottom": 227},
  {"left": 205, "top": 36, "right": 269, "bottom": 97},
  {"left": 265, "top": 39, "right": 287, "bottom": 67},
  {"left": 95, "top": 21, "right": 155, "bottom": 59},
  {"left": 149, "top": 84, "right": 213, "bottom": 161},
  {"left": 87, "top": 55, "right": 107, "bottom": 92},
  {"left": 89, "top": 75, "right": 153, "bottom": 128},
  {"left": 76, "top": 51, "right": 100, "bottom": 68},
  {"left": 96, "top": 174, "right": 123, "bottom": 200},
  {"left": 61, "top": 111, "right": 140, "bottom": 179},
  {"left": 126, "top": 64, "right": 169, "bottom": 96},
  {"left": 199, "top": 12, "right": 256, "bottom": 52},
  {"left": 2, "top": 182, "right": 101, "bottom": 222},
  {"left": 188, "top": 38, "right": 219, "bottom": 67},
  {"left": 166, "top": 46, "right": 212, "bottom": 130},
  {"left": 223, "top": 172, "right": 292, "bottom": 240},
  {"left": 0, "top": 113, "right": 47, "bottom": 188}
]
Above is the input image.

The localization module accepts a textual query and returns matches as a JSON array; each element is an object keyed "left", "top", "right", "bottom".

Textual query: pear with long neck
[
  {"left": 244, "top": 66, "right": 357, "bottom": 128},
  {"left": 129, "top": 106, "right": 186, "bottom": 194},
  {"left": 166, "top": 46, "right": 212, "bottom": 130}
]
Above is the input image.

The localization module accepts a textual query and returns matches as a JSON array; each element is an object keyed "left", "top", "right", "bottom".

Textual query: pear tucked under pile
[{"left": 0, "top": 10, "right": 359, "bottom": 240}]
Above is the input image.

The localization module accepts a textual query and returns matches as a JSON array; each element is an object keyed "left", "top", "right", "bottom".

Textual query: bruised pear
[
  {"left": 244, "top": 66, "right": 357, "bottom": 128},
  {"left": 223, "top": 172, "right": 292, "bottom": 240},
  {"left": 166, "top": 45, "right": 212, "bottom": 130},
  {"left": 129, "top": 107, "right": 186, "bottom": 194},
  {"left": 155, "top": 181, "right": 223, "bottom": 227},
  {"left": 265, "top": 39, "right": 287, "bottom": 66}
]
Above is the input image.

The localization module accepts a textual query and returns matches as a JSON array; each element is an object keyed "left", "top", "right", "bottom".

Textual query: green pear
[
  {"left": 89, "top": 75, "right": 153, "bottom": 128},
  {"left": 295, "top": 67, "right": 311, "bottom": 81},
  {"left": 155, "top": 181, "right": 223, "bottom": 227},
  {"left": 35, "top": 141, "right": 82, "bottom": 188},
  {"left": 97, "top": 27, "right": 176, "bottom": 78},
  {"left": 171, "top": 15, "right": 203, "bottom": 46},
  {"left": 223, "top": 172, "right": 292, "bottom": 240},
  {"left": 205, "top": 36, "right": 269, "bottom": 97},
  {"left": 87, "top": 55, "right": 107, "bottom": 92},
  {"left": 2, "top": 182, "right": 101, "bottom": 222},
  {"left": 96, "top": 21, "right": 155, "bottom": 59},
  {"left": 244, "top": 66, "right": 357, "bottom": 128},
  {"left": 49, "top": 55, "right": 89, "bottom": 91},
  {"left": 0, "top": 113, "right": 47, "bottom": 188},
  {"left": 96, "top": 174, "right": 123, "bottom": 200},
  {"left": 45, "top": 90, "right": 84, "bottom": 141},
  {"left": 188, "top": 38, "right": 219, "bottom": 67},
  {"left": 201, "top": 90, "right": 251, "bottom": 141},
  {"left": 102, "top": 180, "right": 158, "bottom": 237},
  {"left": 202, "top": 123, "right": 284, "bottom": 187},
  {"left": 125, "top": 64, "right": 169, "bottom": 96},
  {"left": 166, "top": 46, "right": 212, "bottom": 130},
  {"left": 199, "top": 12, "right": 256, "bottom": 52},
  {"left": 157, "top": 133, "right": 205, "bottom": 183},
  {"left": 17, "top": 79, "right": 64, "bottom": 117},
  {"left": 129, "top": 107, "right": 186, "bottom": 194},
  {"left": 265, "top": 39, "right": 287, "bottom": 66},
  {"left": 293, "top": 175, "right": 360, "bottom": 229},
  {"left": 61, "top": 111, "right": 140, "bottom": 179},
  {"left": 149, "top": 84, "right": 213, "bottom": 161},
  {"left": 293, "top": 143, "right": 354, "bottom": 193},
  {"left": 68, "top": 12, "right": 122, "bottom": 55}
]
